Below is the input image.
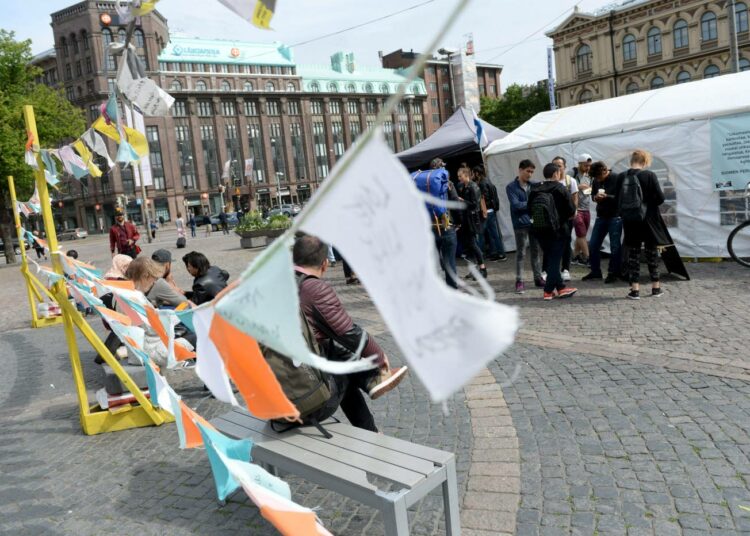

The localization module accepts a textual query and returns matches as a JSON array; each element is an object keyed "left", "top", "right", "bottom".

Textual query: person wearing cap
[
  {"left": 149, "top": 249, "right": 189, "bottom": 308},
  {"left": 109, "top": 209, "right": 141, "bottom": 258},
  {"left": 573, "top": 154, "right": 593, "bottom": 265}
]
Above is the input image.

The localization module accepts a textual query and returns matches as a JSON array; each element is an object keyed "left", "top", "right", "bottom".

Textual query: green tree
[
  {"left": 479, "top": 82, "right": 552, "bottom": 133},
  {"left": 0, "top": 30, "right": 85, "bottom": 263}
]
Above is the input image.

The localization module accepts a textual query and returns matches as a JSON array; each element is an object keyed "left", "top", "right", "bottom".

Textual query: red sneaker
[
  {"left": 557, "top": 287, "right": 578, "bottom": 299},
  {"left": 543, "top": 291, "right": 556, "bottom": 300}
]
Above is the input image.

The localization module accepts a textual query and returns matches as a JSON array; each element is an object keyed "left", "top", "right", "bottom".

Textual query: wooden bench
[{"left": 211, "top": 408, "right": 461, "bottom": 536}]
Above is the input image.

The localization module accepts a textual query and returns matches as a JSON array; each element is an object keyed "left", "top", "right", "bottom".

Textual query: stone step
[{"left": 101, "top": 363, "right": 148, "bottom": 396}]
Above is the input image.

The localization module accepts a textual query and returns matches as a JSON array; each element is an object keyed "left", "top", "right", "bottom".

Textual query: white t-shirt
[{"left": 562, "top": 174, "right": 579, "bottom": 196}]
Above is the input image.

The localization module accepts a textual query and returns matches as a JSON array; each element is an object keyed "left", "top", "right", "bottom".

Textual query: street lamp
[
  {"left": 437, "top": 47, "right": 458, "bottom": 112},
  {"left": 275, "top": 172, "right": 284, "bottom": 209}
]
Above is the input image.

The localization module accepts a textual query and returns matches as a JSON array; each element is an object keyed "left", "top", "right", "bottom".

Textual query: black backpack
[
  {"left": 619, "top": 170, "right": 647, "bottom": 222},
  {"left": 529, "top": 186, "right": 560, "bottom": 234}
]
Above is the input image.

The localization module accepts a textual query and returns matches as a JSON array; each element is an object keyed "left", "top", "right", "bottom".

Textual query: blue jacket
[
  {"left": 505, "top": 177, "right": 536, "bottom": 229},
  {"left": 412, "top": 169, "right": 449, "bottom": 219}
]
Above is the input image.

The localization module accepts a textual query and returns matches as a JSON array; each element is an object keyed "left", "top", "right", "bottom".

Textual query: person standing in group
[
  {"left": 582, "top": 161, "right": 624, "bottom": 283},
  {"left": 149, "top": 221, "right": 157, "bottom": 240},
  {"left": 203, "top": 213, "right": 212, "bottom": 237},
  {"left": 506, "top": 160, "right": 544, "bottom": 293},
  {"left": 473, "top": 165, "right": 508, "bottom": 262},
  {"left": 551, "top": 156, "right": 579, "bottom": 282},
  {"left": 573, "top": 154, "right": 593, "bottom": 266},
  {"left": 456, "top": 166, "right": 488, "bottom": 279},
  {"left": 32, "top": 230, "right": 46, "bottom": 260},
  {"left": 219, "top": 208, "right": 229, "bottom": 235},
  {"left": 109, "top": 208, "right": 141, "bottom": 258},
  {"left": 175, "top": 211, "right": 185, "bottom": 236},
  {"left": 621, "top": 150, "right": 669, "bottom": 300},
  {"left": 528, "top": 163, "right": 577, "bottom": 300},
  {"left": 188, "top": 212, "right": 196, "bottom": 238},
  {"left": 413, "top": 157, "right": 459, "bottom": 288}
]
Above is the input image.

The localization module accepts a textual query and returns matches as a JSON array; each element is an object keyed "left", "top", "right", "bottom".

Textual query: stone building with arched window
[{"left": 547, "top": 0, "right": 750, "bottom": 108}]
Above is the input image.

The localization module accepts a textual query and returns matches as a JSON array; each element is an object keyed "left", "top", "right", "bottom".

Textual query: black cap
[{"left": 151, "top": 249, "right": 172, "bottom": 263}]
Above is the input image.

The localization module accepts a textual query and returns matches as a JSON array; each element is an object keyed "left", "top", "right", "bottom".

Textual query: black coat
[
  {"left": 457, "top": 180, "right": 482, "bottom": 234},
  {"left": 188, "top": 266, "right": 229, "bottom": 305},
  {"left": 622, "top": 169, "right": 671, "bottom": 247},
  {"left": 528, "top": 180, "right": 576, "bottom": 239}
]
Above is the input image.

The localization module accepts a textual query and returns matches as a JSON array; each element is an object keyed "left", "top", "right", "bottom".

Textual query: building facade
[
  {"left": 381, "top": 49, "right": 502, "bottom": 136},
  {"left": 547, "top": 0, "right": 750, "bottom": 108},
  {"left": 34, "top": 1, "right": 427, "bottom": 231}
]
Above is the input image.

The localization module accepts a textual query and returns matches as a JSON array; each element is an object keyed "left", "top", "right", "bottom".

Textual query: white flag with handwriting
[{"left": 300, "top": 131, "right": 519, "bottom": 401}]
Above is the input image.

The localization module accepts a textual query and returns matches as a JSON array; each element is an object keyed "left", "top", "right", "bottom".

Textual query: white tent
[{"left": 485, "top": 70, "right": 750, "bottom": 258}]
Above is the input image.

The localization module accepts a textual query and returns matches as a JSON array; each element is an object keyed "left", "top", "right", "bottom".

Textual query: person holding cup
[{"left": 581, "top": 161, "right": 624, "bottom": 283}]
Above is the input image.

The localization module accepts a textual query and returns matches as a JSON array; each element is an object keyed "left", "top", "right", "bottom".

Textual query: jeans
[
  {"left": 190, "top": 225, "right": 196, "bottom": 238},
  {"left": 327, "top": 245, "right": 336, "bottom": 263},
  {"left": 537, "top": 234, "right": 566, "bottom": 293},
  {"left": 460, "top": 227, "right": 484, "bottom": 267},
  {"left": 434, "top": 226, "right": 458, "bottom": 288},
  {"left": 588, "top": 217, "right": 623, "bottom": 276},
  {"left": 478, "top": 211, "right": 506, "bottom": 257},
  {"left": 514, "top": 227, "right": 543, "bottom": 282}
]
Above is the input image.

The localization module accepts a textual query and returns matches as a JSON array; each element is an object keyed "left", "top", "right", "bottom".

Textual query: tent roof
[
  {"left": 397, "top": 107, "right": 508, "bottom": 169},
  {"left": 486, "top": 70, "right": 750, "bottom": 156}
]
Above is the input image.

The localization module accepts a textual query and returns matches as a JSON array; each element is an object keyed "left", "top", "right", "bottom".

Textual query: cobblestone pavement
[{"left": 489, "top": 344, "right": 750, "bottom": 536}]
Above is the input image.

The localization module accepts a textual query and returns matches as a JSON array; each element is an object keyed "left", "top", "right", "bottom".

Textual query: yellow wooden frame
[{"left": 20, "top": 105, "right": 173, "bottom": 435}]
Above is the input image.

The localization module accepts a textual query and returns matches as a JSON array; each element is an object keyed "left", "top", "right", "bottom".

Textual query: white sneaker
[
  {"left": 542, "top": 271, "right": 547, "bottom": 280},
  {"left": 562, "top": 269, "right": 571, "bottom": 282}
]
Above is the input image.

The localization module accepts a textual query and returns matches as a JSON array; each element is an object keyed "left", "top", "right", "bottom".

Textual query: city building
[
  {"left": 381, "top": 48, "right": 503, "bottom": 136},
  {"left": 547, "top": 0, "right": 750, "bottom": 108},
  {"left": 32, "top": 1, "right": 427, "bottom": 231}
]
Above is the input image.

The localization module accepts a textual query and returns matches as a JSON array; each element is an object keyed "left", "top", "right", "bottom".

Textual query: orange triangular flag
[
  {"left": 179, "top": 400, "right": 214, "bottom": 448},
  {"left": 145, "top": 306, "right": 196, "bottom": 361},
  {"left": 260, "top": 508, "right": 322, "bottom": 536},
  {"left": 103, "top": 279, "right": 136, "bottom": 290},
  {"left": 114, "top": 295, "right": 144, "bottom": 325},
  {"left": 96, "top": 306, "right": 132, "bottom": 326},
  {"left": 209, "top": 313, "right": 300, "bottom": 421}
]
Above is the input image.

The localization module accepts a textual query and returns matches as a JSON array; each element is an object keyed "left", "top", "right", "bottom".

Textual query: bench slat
[
  {"left": 215, "top": 410, "right": 426, "bottom": 488},
  {"left": 212, "top": 416, "right": 378, "bottom": 492}
]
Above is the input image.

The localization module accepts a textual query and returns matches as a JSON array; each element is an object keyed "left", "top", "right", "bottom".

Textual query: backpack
[
  {"left": 619, "top": 170, "right": 647, "bottom": 222},
  {"left": 529, "top": 187, "right": 560, "bottom": 234},
  {"left": 176, "top": 236, "right": 186, "bottom": 248},
  {"left": 262, "top": 274, "right": 335, "bottom": 436}
]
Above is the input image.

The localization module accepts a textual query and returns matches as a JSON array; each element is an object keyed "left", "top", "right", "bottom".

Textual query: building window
[
  {"left": 676, "top": 70, "right": 691, "bottom": 84},
  {"left": 674, "top": 19, "right": 689, "bottom": 49},
  {"left": 650, "top": 76, "right": 665, "bottom": 89},
  {"left": 701, "top": 12, "right": 718, "bottom": 42},
  {"left": 625, "top": 82, "right": 639, "bottom": 94},
  {"left": 175, "top": 123, "right": 197, "bottom": 189},
  {"left": 196, "top": 80, "right": 207, "bottom": 91},
  {"left": 146, "top": 126, "right": 166, "bottom": 190},
  {"left": 442, "top": 83, "right": 450, "bottom": 92},
  {"left": 247, "top": 124, "right": 267, "bottom": 182},
  {"left": 220, "top": 80, "right": 231, "bottom": 91},
  {"left": 244, "top": 81, "right": 254, "bottom": 92},
  {"left": 65, "top": 64, "right": 72, "bottom": 80},
  {"left": 197, "top": 100, "right": 213, "bottom": 116},
  {"left": 331, "top": 121, "right": 344, "bottom": 161},
  {"left": 170, "top": 79, "right": 182, "bottom": 91},
  {"left": 346, "top": 83, "right": 356, "bottom": 93},
  {"left": 329, "top": 100, "right": 341, "bottom": 114},
  {"left": 350, "top": 120, "right": 361, "bottom": 141},
  {"left": 290, "top": 123, "right": 307, "bottom": 180},
  {"left": 265, "top": 81, "right": 275, "bottom": 92},
  {"left": 172, "top": 100, "right": 187, "bottom": 116},
  {"left": 121, "top": 166, "right": 135, "bottom": 196},
  {"left": 266, "top": 100, "right": 280, "bottom": 115},
  {"left": 647, "top": 27, "right": 662, "bottom": 55},
  {"left": 222, "top": 100, "right": 236, "bottom": 115},
  {"left": 313, "top": 121, "right": 329, "bottom": 180},
  {"left": 108, "top": 78, "right": 116, "bottom": 94},
  {"left": 326, "top": 82, "right": 338, "bottom": 93},
  {"left": 310, "top": 81, "right": 320, "bottom": 92},
  {"left": 414, "top": 119, "right": 424, "bottom": 144},
  {"left": 311, "top": 100, "right": 324, "bottom": 114},
  {"left": 740, "top": 58, "right": 750, "bottom": 71},
  {"left": 269, "top": 122, "right": 287, "bottom": 183},
  {"left": 134, "top": 29, "right": 145, "bottom": 48},
  {"left": 399, "top": 121, "right": 410, "bottom": 150},
  {"left": 366, "top": 99, "right": 377, "bottom": 113},
  {"left": 118, "top": 28, "right": 127, "bottom": 43},
  {"left": 86, "top": 57, "right": 92, "bottom": 74},
  {"left": 429, "top": 82, "right": 437, "bottom": 92},
  {"left": 244, "top": 100, "right": 258, "bottom": 116},
  {"left": 578, "top": 89, "right": 593, "bottom": 104},
  {"left": 576, "top": 44, "right": 593, "bottom": 74},
  {"left": 225, "top": 123, "right": 243, "bottom": 186},
  {"left": 86, "top": 80, "right": 94, "bottom": 94},
  {"left": 220, "top": 64, "right": 228, "bottom": 73},
  {"left": 346, "top": 100, "right": 358, "bottom": 115},
  {"left": 432, "top": 113, "right": 440, "bottom": 124},
  {"left": 704, "top": 64, "right": 720, "bottom": 78},
  {"left": 66, "top": 86, "right": 75, "bottom": 101},
  {"left": 71, "top": 34, "right": 79, "bottom": 54},
  {"left": 622, "top": 34, "right": 636, "bottom": 62},
  {"left": 60, "top": 37, "right": 68, "bottom": 57},
  {"left": 82, "top": 30, "right": 89, "bottom": 51},
  {"left": 287, "top": 100, "right": 300, "bottom": 115},
  {"left": 737, "top": 3, "right": 749, "bottom": 33},
  {"left": 364, "top": 83, "right": 374, "bottom": 93},
  {"left": 383, "top": 121, "right": 395, "bottom": 150}
]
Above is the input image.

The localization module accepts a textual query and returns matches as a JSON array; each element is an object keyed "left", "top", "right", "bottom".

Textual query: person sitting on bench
[{"left": 292, "top": 234, "right": 408, "bottom": 432}]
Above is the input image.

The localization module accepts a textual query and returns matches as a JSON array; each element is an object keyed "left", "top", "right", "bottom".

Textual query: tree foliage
[
  {"left": 479, "top": 83, "right": 552, "bottom": 133},
  {"left": 0, "top": 30, "right": 86, "bottom": 262}
]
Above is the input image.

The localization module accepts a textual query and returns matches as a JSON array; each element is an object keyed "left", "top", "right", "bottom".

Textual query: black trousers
[
  {"left": 460, "top": 227, "right": 484, "bottom": 266},
  {"left": 310, "top": 371, "right": 378, "bottom": 433}
]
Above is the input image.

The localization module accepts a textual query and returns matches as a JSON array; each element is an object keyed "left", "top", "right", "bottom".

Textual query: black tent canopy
[{"left": 396, "top": 107, "right": 508, "bottom": 170}]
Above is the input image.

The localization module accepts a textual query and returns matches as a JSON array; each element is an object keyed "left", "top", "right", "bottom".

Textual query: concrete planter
[{"left": 236, "top": 228, "right": 286, "bottom": 249}]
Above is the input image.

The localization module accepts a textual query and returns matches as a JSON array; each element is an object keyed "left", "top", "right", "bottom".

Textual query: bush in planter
[
  {"left": 235, "top": 210, "right": 292, "bottom": 235},
  {"left": 266, "top": 214, "right": 292, "bottom": 230}
]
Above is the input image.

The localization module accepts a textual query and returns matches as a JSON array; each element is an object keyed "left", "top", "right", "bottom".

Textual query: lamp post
[
  {"left": 437, "top": 47, "right": 458, "bottom": 112},
  {"left": 275, "top": 172, "right": 284, "bottom": 209}
]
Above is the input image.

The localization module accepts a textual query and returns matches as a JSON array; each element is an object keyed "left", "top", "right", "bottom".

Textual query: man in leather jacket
[
  {"left": 182, "top": 251, "right": 230, "bottom": 305},
  {"left": 293, "top": 234, "right": 408, "bottom": 432}
]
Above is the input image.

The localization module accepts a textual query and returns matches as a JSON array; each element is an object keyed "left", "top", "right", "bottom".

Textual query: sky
[{"left": 4, "top": 0, "right": 621, "bottom": 88}]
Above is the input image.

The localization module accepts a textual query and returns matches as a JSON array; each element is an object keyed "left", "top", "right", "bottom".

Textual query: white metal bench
[{"left": 211, "top": 408, "right": 461, "bottom": 536}]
